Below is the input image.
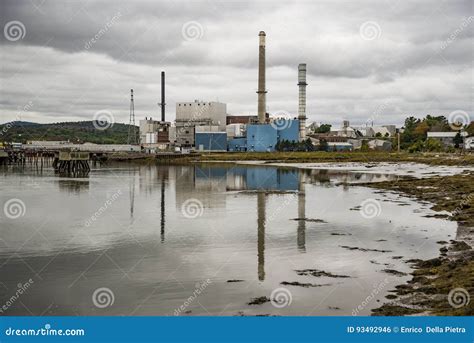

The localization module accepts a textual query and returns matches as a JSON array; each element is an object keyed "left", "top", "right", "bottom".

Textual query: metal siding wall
[
  {"left": 247, "top": 124, "right": 277, "bottom": 152},
  {"left": 277, "top": 120, "right": 300, "bottom": 142},
  {"left": 195, "top": 133, "right": 227, "bottom": 151},
  {"left": 228, "top": 137, "right": 247, "bottom": 151}
]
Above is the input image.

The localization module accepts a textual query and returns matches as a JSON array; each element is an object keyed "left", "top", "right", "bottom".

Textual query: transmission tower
[{"left": 128, "top": 89, "right": 138, "bottom": 145}]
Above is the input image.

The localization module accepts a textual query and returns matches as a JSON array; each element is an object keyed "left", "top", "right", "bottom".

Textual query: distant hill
[{"left": 0, "top": 121, "right": 139, "bottom": 144}]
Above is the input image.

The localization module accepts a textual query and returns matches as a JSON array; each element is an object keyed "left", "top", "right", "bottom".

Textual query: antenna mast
[{"left": 128, "top": 89, "right": 138, "bottom": 145}]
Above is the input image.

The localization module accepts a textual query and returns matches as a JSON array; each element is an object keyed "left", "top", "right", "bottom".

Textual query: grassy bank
[
  {"left": 191, "top": 151, "right": 474, "bottom": 166},
  {"left": 363, "top": 172, "right": 474, "bottom": 316}
]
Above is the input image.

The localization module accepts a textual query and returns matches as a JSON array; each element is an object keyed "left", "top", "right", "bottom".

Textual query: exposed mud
[
  {"left": 247, "top": 296, "right": 270, "bottom": 305},
  {"left": 295, "top": 269, "right": 351, "bottom": 278},
  {"left": 340, "top": 245, "right": 392, "bottom": 253},
  {"left": 281, "top": 281, "right": 332, "bottom": 288},
  {"left": 291, "top": 218, "right": 327, "bottom": 223}
]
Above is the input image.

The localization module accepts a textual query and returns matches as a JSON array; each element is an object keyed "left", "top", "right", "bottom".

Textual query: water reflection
[
  {"left": 297, "top": 174, "right": 306, "bottom": 253},
  {"left": 160, "top": 175, "right": 166, "bottom": 243},
  {"left": 257, "top": 192, "right": 266, "bottom": 281},
  {"left": 57, "top": 179, "right": 90, "bottom": 194},
  {"left": 0, "top": 163, "right": 456, "bottom": 316}
]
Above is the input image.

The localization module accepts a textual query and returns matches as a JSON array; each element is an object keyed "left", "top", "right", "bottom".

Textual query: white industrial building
[
  {"left": 26, "top": 141, "right": 141, "bottom": 152},
  {"left": 139, "top": 117, "right": 170, "bottom": 151},
  {"left": 175, "top": 100, "right": 227, "bottom": 147},
  {"left": 226, "top": 123, "right": 246, "bottom": 139}
]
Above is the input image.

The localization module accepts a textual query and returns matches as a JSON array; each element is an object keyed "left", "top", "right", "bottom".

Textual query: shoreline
[
  {"left": 107, "top": 151, "right": 474, "bottom": 167},
  {"left": 359, "top": 172, "right": 474, "bottom": 316}
]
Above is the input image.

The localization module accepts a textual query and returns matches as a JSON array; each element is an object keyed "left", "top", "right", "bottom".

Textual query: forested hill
[{"left": 0, "top": 121, "right": 139, "bottom": 144}]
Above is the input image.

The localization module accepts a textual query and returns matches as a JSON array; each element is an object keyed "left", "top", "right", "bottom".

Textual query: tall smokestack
[
  {"left": 160, "top": 71, "right": 166, "bottom": 122},
  {"left": 257, "top": 31, "right": 267, "bottom": 124},
  {"left": 298, "top": 63, "right": 307, "bottom": 141}
]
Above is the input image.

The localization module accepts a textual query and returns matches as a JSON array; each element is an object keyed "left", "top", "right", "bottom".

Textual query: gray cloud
[{"left": 0, "top": 0, "right": 472, "bottom": 127}]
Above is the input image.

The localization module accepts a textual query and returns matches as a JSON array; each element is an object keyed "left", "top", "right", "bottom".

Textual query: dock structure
[
  {"left": 0, "top": 150, "right": 8, "bottom": 165},
  {"left": 55, "top": 151, "right": 90, "bottom": 175}
]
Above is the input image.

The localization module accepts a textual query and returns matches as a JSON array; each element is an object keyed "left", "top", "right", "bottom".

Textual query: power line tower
[{"left": 127, "top": 88, "right": 138, "bottom": 145}]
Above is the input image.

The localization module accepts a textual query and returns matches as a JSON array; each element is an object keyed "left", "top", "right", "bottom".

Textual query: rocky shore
[{"left": 363, "top": 172, "right": 474, "bottom": 315}]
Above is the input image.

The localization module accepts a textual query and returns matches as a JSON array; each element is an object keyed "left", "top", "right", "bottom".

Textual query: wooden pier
[{"left": 55, "top": 151, "right": 90, "bottom": 175}]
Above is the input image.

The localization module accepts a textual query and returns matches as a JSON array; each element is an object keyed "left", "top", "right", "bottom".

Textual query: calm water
[{"left": 0, "top": 163, "right": 456, "bottom": 316}]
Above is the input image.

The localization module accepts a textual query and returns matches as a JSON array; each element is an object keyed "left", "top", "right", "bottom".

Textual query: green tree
[
  {"left": 319, "top": 139, "right": 328, "bottom": 152},
  {"left": 315, "top": 124, "right": 332, "bottom": 133},
  {"left": 424, "top": 138, "right": 443, "bottom": 152},
  {"left": 453, "top": 132, "right": 463, "bottom": 149}
]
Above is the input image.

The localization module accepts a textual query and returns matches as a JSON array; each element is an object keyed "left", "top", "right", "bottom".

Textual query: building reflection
[
  {"left": 137, "top": 164, "right": 398, "bottom": 282},
  {"left": 170, "top": 165, "right": 304, "bottom": 282},
  {"left": 57, "top": 179, "right": 90, "bottom": 194}
]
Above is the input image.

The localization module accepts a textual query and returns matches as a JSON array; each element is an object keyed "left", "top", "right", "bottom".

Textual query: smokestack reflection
[{"left": 257, "top": 192, "right": 266, "bottom": 281}]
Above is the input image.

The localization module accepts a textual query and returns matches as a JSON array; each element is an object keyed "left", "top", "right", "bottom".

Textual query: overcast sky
[{"left": 0, "top": 0, "right": 472, "bottom": 127}]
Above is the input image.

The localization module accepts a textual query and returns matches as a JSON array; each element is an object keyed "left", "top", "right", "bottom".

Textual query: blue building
[
  {"left": 230, "top": 119, "right": 300, "bottom": 152},
  {"left": 228, "top": 137, "right": 247, "bottom": 152},
  {"left": 247, "top": 124, "right": 278, "bottom": 152},
  {"left": 195, "top": 132, "right": 227, "bottom": 151},
  {"left": 277, "top": 119, "right": 300, "bottom": 142}
]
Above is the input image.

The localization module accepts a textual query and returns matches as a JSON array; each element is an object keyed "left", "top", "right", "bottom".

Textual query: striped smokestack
[
  {"left": 257, "top": 31, "right": 267, "bottom": 124},
  {"left": 297, "top": 63, "right": 307, "bottom": 141}
]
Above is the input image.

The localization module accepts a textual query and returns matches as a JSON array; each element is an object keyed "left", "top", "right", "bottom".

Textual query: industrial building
[
  {"left": 195, "top": 126, "right": 227, "bottom": 151},
  {"left": 139, "top": 117, "right": 170, "bottom": 149},
  {"left": 174, "top": 100, "right": 227, "bottom": 147},
  {"left": 139, "top": 71, "right": 171, "bottom": 152}
]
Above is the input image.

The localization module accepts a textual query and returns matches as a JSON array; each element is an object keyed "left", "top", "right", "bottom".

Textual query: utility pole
[{"left": 397, "top": 128, "right": 400, "bottom": 153}]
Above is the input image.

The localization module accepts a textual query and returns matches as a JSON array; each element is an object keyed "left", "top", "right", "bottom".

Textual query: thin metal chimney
[
  {"left": 160, "top": 71, "right": 166, "bottom": 122},
  {"left": 298, "top": 63, "right": 307, "bottom": 141},
  {"left": 257, "top": 31, "right": 267, "bottom": 124}
]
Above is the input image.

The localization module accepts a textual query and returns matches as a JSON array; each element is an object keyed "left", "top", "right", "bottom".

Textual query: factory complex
[
  {"left": 136, "top": 31, "right": 407, "bottom": 154},
  {"left": 138, "top": 31, "right": 310, "bottom": 153}
]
